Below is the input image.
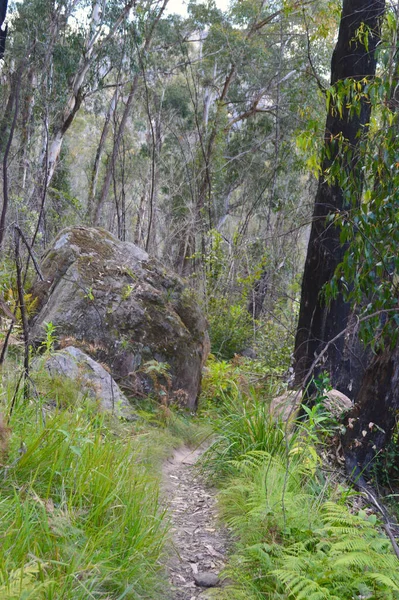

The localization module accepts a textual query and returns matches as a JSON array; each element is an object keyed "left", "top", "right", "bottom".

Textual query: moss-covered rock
[{"left": 30, "top": 227, "right": 208, "bottom": 409}]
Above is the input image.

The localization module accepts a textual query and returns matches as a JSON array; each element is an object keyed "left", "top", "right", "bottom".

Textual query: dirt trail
[{"left": 162, "top": 445, "right": 230, "bottom": 599}]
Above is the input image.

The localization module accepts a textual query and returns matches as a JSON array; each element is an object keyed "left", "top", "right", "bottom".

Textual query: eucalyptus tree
[
  {"left": 91, "top": 0, "right": 169, "bottom": 230},
  {"left": 0, "top": 0, "right": 169, "bottom": 248},
  {"left": 294, "top": 0, "right": 386, "bottom": 396},
  {"left": 288, "top": 0, "right": 399, "bottom": 477},
  {"left": 160, "top": 0, "right": 331, "bottom": 279},
  {"left": 328, "top": 5, "right": 399, "bottom": 475}
]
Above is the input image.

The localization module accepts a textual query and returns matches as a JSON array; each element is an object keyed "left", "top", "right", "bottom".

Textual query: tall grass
[
  {"left": 0, "top": 376, "right": 169, "bottom": 599},
  {"left": 200, "top": 386, "right": 293, "bottom": 481}
]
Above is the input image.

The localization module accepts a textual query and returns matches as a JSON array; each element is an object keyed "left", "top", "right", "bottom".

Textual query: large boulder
[{"left": 30, "top": 227, "right": 209, "bottom": 409}]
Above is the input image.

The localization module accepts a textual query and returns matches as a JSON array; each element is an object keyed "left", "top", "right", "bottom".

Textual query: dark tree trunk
[
  {"left": 0, "top": 0, "right": 8, "bottom": 60},
  {"left": 294, "top": 0, "right": 385, "bottom": 397},
  {"left": 248, "top": 267, "right": 269, "bottom": 320},
  {"left": 343, "top": 345, "right": 399, "bottom": 480}
]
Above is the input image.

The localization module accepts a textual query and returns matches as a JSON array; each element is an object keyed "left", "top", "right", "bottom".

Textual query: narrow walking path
[{"left": 162, "top": 446, "right": 230, "bottom": 599}]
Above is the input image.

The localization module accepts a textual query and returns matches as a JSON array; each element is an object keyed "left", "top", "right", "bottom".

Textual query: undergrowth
[
  {"left": 0, "top": 363, "right": 205, "bottom": 600},
  {"left": 200, "top": 359, "right": 399, "bottom": 600}
]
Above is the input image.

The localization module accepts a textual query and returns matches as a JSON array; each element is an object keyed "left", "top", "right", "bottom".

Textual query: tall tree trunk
[
  {"left": 19, "top": 66, "right": 36, "bottom": 190},
  {"left": 342, "top": 18, "right": 399, "bottom": 475},
  {"left": 93, "top": 76, "right": 139, "bottom": 226},
  {"left": 248, "top": 267, "right": 269, "bottom": 320},
  {"left": 93, "top": 0, "right": 169, "bottom": 226},
  {"left": 0, "top": 69, "right": 21, "bottom": 250},
  {"left": 43, "top": 0, "right": 136, "bottom": 190},
  {"left": 294, "top": 0, "right": 385, "bottom": 397},
  {"left": 134, "top": 188, "right": 147, "bottom": 246},
  {"left": 87, "top": 88, "right": 119, "bottom": 222},
  {"left": 145, "top": 93, "right": 163, "bottom": 255}
]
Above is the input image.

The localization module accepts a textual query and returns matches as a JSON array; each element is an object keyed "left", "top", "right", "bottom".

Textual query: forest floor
[{"left": 162, "top": 445, "right": 230, "bottom": 600}]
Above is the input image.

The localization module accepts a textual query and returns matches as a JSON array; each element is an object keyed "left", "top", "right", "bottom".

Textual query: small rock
[
  {"left": 36, "top": 346, "right": 134, "bottom": 418},
  {"left": 194, "top": 572, "right": 220, "bottom": 588}
]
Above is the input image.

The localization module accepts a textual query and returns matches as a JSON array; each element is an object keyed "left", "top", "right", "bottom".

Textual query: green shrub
[
  {"left": 207, "top": 298, "right": 253, "bottom": 360},
  {"left": 201, "top": 355, "right": 284, "bottom": 411},
  {"left": 200, "top": 385, "right": 289, "bottom": 481}
]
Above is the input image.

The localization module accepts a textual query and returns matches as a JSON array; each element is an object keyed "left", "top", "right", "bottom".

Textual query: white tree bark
[{"left": 45, "top": 0, "right": 136, "bottom": 187}]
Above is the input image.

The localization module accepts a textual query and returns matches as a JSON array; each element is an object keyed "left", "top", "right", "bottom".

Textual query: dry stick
[
  {"left": 0, "top": 227, "right": 41, "bottom": 366},
  {"left": 7, "top": 370, "right": 25, "bottom": 424},
  {"left": 29, "top": 116, "right": 49, "bottom": 255},
  {"left": 0, "top": 295, "right": 16, "bottom": 322},
  {"left": 15, "top": 226, "right": 44, "bottom": 282},
  {"left": 141, "top": 57, "right": 156, "bottom": 253},
  {"left": 0, "top": 69, "right": 21, "bottom": 250},
  {"left": 5, "top": 233, "right": 31, "bottom": 420},
  {"left": 14, "top": 228, "right": 30, "bottom": 391},
  {"left": 0, "top": 311, "right": 17, "bottom": 365},
  {"left": 384, "top": 523, "right": 399, "bottom": 560},
  {"left": 355, "top": 480, "right": 399, "bottom": 560}
]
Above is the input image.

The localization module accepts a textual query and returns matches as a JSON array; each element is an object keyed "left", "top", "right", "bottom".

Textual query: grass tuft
[{"left": 0, "top": 370, "right": 169, "bottom": 599}]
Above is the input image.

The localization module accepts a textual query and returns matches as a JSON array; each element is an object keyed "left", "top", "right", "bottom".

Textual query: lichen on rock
[{"left": 30, "top": 227, "right": 209, "bottom": 409}]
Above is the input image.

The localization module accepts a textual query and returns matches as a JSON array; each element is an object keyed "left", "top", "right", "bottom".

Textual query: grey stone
[
  {"left": 194, "top": 572, "right": 220, "bottom": 588},
  {"left": 39, "top": 346, "right": 134, "bottom": 418},
  {"left": 30, "top": 227, "right": 209, "bottom": 409},
  {"left": 240, "top": 347, "right": 257, "bottom": 359},
  {"left": 324, "top": 389, "right": 352, "bottom": 417},
  {"left": 270, "top": 388, "right": 352, "bottom": 423}
]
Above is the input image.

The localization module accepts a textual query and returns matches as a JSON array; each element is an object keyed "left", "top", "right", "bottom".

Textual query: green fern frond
[
  {"left": 332, "top": 537, "right": 380, "bottom": 553},
  {"left": 273, "top": 568, "right": 338, "bottom": 600},
  {"left": 366, "top": 572, "right": 399, "bottom": 590},
  {"left": 275, "top": 553, "right": 313, "bottom": 573},
  {"left": 333, "top": 550, "right": 382, "bottom": 569}
]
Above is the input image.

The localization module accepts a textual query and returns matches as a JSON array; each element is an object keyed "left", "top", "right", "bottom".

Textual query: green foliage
[
  {"left": 163, "top": 80, "right": 192, "bottom": 120},
  {"left": 201, "top": 355, "right": 241, "bottom": 403},
  {"left": 371, "top": 420, "right": 399, "bottom": 488},
  {"left": 40, "top": 322, "right": 57, "bottom": 355},
  {"left": 200, "top": 383, "right": 290, "bottom": 481},
  {"left": 142, "top": 359, "right": 171, "bottom": 382},
  {"left": 214, "top": 441, "right": 399, "bottom": 600},
  {"left": 208, "top": 298, "right": 253, "bottom": 359},
  {"left": 200, "top": 361, "right": 399, "bottom": 600},
  {"left": 297, "top": 373, "right": 345, "bottom": 448},
  {"left": 271, "top": 501, "right": 399, "bottom": 600},
  {"left": 201, "top": 352, "right": 285, "bottom": 407},
  {"left": 201, "top": 231, "right": 254, "bottom": 359},
  {"left": 322, "top": 10, "right": 399, "bottom": 350},
  {"left": 201, "top": 230, "right": 296, "bottom": 369}
]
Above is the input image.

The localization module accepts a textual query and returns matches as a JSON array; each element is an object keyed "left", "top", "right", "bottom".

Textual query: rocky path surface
[{"left": 162, "top": 446, "right": 230, "bottom": 600}]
